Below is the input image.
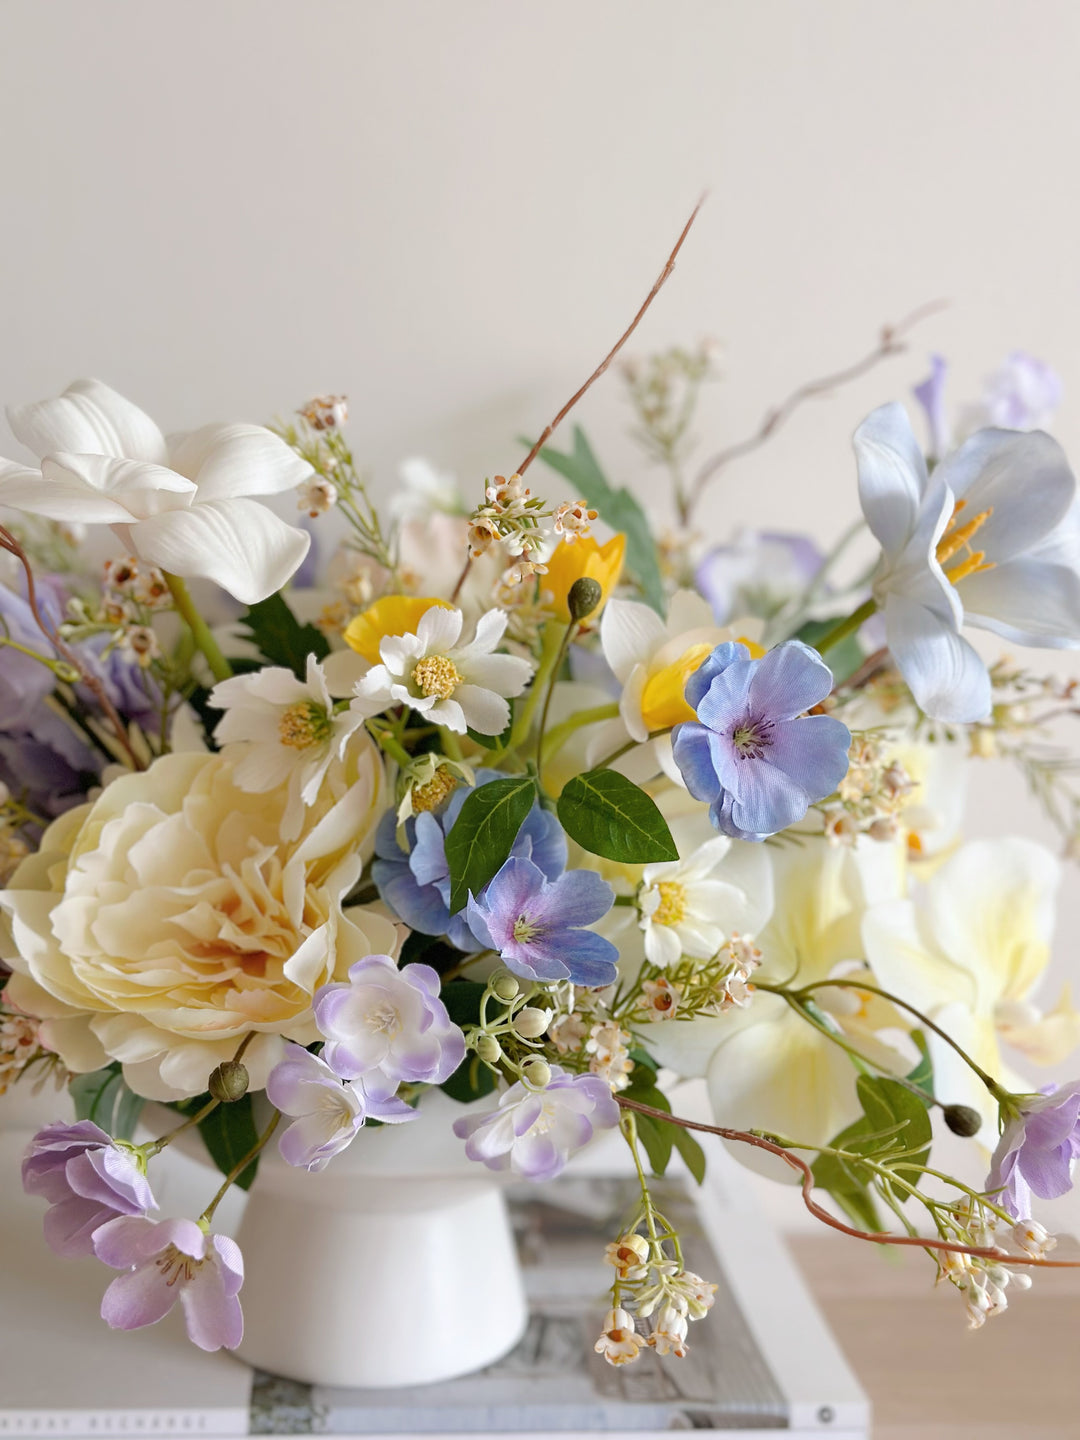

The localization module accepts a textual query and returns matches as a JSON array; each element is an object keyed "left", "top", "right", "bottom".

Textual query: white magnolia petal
[
  {"left": 665, "top": 589, "right": 715, "bottom": 635},
  {"left": 853, "top": 402, "right": 930, "bottom": 561},
  {"left": 936, "top": 427, "right": 1076, "bottom": 562},
  {"left": 600, "top": 598, "right": 666, "bottom": 682},
  {"left": 961, "top": 557, "right": 1080, "bottom": 648},
  {"left": 883, "top": 591, "right": 991, "bottom": 723},
  {"left": 0, "top": 458, "right": 138, "bottom": 523},
  {"left": 7, "top": 378, "right": 168, "bottom": 464},
  {"left": 127, "top": 497, "right": 310, "bottom": 604},
  {"left": 168, "top": 423, "right": 314, "bottom": 500},
  {"left": 46, "top": 454, "right": 196, "bottom": 518}
]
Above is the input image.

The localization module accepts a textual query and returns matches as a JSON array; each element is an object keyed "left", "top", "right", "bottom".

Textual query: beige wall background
[{"left": 3, "top": 0, "right": 1080, "bottom": 1215}]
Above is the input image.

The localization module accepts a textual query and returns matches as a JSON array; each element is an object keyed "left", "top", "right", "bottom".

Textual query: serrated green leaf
[
  {"left": 236, "top": 593, "right": 330, "bottom": 678},
  {"left": 445, "top": 776, "right": 537, "bottom": 914},
  {"left": 69, "top": 1064, "right": 144, "bottom": 1139},
  {"left": 557, "top": 769, "right": 678, "bottom": 863},
  {"left": 528, "top": 426, "right": 666, "bottom": 614},
  {"left": 636, "top": 1114, "right": 673, "bottom": 1177}
]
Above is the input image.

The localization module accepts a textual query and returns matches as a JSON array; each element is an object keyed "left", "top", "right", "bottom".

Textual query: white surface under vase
[{"left": 199, "top": 1091, "right": 527, "bottom": 1389}]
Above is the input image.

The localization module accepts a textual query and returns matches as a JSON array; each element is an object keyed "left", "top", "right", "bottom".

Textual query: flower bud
[
  {"left": 490, "top": 972, "right": 520, "bottom": 1002},
  {"left": 943, "top": 1103, "right": 982, "bottom": 1137},
  {"left": 208, "top": 1060, "right": 249, "bottom": 1103},
  {"left": 521, "top": 1056, "right": 552, "bottom": 1088},
  {"left": 567, "top": 577, "right": 603, "bottom": 622},
  {"left": 513, "top": 1006, "right": 552, "bottom": 1039},
  {"left": 475, "top": 1033, "right": 503, "bottom": 1063}
]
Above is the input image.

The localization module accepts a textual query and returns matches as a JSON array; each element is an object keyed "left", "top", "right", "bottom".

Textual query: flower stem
[
  {"left": 539, "top": 700, "right": 620, "bottom": 770},
  {"left": 163, "top": 573, "right": 233, "bottom": 683},
  {"left": 200, "top": 1108, "right": 281, "bottom": 1225},
  {"left": 494, "top": 620, "right": 565, "bottom": 766},
  {"left": 535, "top": 619, "right": 578, "bottom": 790},
  {"left": 813, "top": 597, "right": 878, "bottom": 656}
]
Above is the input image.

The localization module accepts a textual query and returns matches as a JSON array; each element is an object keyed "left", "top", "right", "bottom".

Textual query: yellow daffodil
[
  {"left": 542, "top": 533, "right": 626, "bottom": 623},
  {"left": 343, "top": 595, "right": 452, "bottom": 664}
]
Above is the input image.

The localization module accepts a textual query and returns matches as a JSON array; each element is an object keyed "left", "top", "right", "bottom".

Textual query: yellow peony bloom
[
  {"left": 344, "top": 595, "right": 452, "bottom": 664},
  {"left": 0, "top": 739, "right": 390, "bottom": 1101},
  {"left": 542, "top": 534, "right": 626, "bottom": 623}
]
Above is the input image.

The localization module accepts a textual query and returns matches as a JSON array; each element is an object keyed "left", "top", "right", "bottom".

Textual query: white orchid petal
[
  {"left": 7, "top": 379, "right": 168, "bottom": 463},
  {"left": 0, "top": 457, "right": 138, "bottom": 523},
  {"left": 854, "top": 402, "right": 930, "bottom": 561},
  {"left": 127, "top": 497, "right": 310, "bottom": 604},
  {"left": 862, "top": 898, "right": 974, "bottom": 1019},
  {"left": 600, "top": 598, "right": 666, "bottom": 682},
  {"left": 883, "top": 591, "right": 991, "bottom": 723},
  {"left": 168, "top": 423, "right": 313, "bottom": 500},
  {"left": 46, "top": 454, "right": 196, "bottom": 518}
]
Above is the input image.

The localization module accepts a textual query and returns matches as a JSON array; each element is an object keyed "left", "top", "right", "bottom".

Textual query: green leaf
[
  {"left": 636, "top": 1113, "right": 673, "bottom": 1177},
  {"left": 528, "top": 426, "right": 666, "bottom": 614},
  {"left": 438, "top": 980, "right": 489, "bottom": 1029},
  {"left": 236, "top": 593, "right": 330, "bottom": 678},
  {"left": 467, "top": 703, "right": 514, "bottom": 750},
  {"left": 669, "top": 1123, "right": 707, "bottom": 1185},
  {"left": 195, "top": 1094, "right": 261, "bottom": 1191},
  {"left": 440, "top": 1053, "right": 498, "bottom": 1104},
  {"left": 856, "top": 1074, "right": 932, "bottom": 1195},
  {"left": 906, "top": 1030, "right": 934, "bottom": 1097},
  {"left": 70, "top": 1064, "right": 145, "bottom": 1140},
  {"left": 444, "top": 776, "right": 537, "bottom": 914},
  {"left": 811, "top": 1136, "right": 884, "bottom": 1233},
  {"left": 796, "top": 617, "right": 864, "bottom": 685},
  {"left": 557, "top": 769, "right": 678, "bottom": 863}
]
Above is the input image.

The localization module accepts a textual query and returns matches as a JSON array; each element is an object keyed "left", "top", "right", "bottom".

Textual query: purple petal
[
  {"left": 765, "top": 714, "right": 852, "bottom": 800},
  {"left": 746, "top": 641, "right": 834, "bottom": 720},
  {"left": 684, "top": 642, "right": 748, "bottom": 711},
  {"left": 180, "top": 1262, "right": 244, "bottom": 1351},
  {"left": 101, "top": 1264, "right": 177, "bottom": 1332},
  {"left": 532, "top": 868, "right": 614, "bottom": 928},
  {"left": 726, "top": 758, "right": 809, "bottom": 837}
]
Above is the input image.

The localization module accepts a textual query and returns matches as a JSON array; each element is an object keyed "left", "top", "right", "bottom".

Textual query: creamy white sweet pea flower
[
  {"left": 210, "top": 655, "right": 366, "bottom": 841},
  {"left": 855, "top": 402, "right": 1080, "bottom": 724},
  {"left": 863, "top": 836, "right": 1078, "bottom": 1136},
  {"left": 0, "top": 379, "right": 312, "bottom": 604},
  {"left": 351, "top": 605, "right": 532, "bottom": 735},
  {"left": 638, "top": 836, "right": 772, "bottom": 968}
]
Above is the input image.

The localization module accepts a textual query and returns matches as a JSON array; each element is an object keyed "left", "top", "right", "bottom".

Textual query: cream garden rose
[{"left": 0, "top": 740, "right": 389, "bottom": 1101}]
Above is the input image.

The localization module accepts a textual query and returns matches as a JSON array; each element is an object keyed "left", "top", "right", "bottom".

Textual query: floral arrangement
[{"left": 3, "top": 205, "right": 1080, "bottom": 1365}]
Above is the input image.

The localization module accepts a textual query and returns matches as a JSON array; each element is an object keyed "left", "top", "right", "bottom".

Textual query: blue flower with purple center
[
  {"left": 466, "top": 855, "right": 618, "bottom": 987},
  {"left": 371, "top": 769, "right": 567, "bottom": 949},
  {"left": 671, "top": 640, "right": 851, "bottom": 842}
]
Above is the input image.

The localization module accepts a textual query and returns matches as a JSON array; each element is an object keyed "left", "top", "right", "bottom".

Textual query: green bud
[
  {"left": 567, "top": 577, "right": 603, "bottom": 622},
  {"left": 490, "top": 972, "right": 520, "bottom": 1002},
  {"left": 208, "top": 1060, "right": 249, "bottom": 1103},
  {"left": 475, "top": 1033, "right": 503, "bottom": 1063},
  {"left": 943, "top": 1103, "right": 982, "bottom": 1137},
  {"left": 521, "top": 1056, "right": 552, "bottom": 1088}
]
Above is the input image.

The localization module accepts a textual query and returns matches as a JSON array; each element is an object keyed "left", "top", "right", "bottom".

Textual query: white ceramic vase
[{"left": 227, "top": 1091, "right": 528, "bottom": 1388}]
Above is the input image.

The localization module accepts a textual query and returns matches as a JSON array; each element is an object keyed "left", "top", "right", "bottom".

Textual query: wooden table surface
[{"left": 789, "top": 1233, "right": 1080, "bottom": 1440}]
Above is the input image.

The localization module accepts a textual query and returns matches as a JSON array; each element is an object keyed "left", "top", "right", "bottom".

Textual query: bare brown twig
[
  {"left": 616, "top": 1095, "right": 1080, "bottom": 1269},
  {"left": 0, "top": 525, "right": 144, "bottom": 771},
  {"left": 449, "top": 197, "right": 707, "bottom": 606},
  {"left": 683, "top": 298, "right": 948, "bottom": 526}
]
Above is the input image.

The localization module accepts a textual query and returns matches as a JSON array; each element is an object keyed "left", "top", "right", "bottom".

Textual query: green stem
[
  {"left": 595, "top": 726, "right": 673, "bottom": 770},
  {"left": 200, "top": 1109, "right": 281, "bottom": 1225},
  {"left": 539, "top": 701, "right": 620, "bottom": 769},
  {"left": 535, "top": 619, "right": 578, "bottom": 790},
  {"left": 366, "top": 721, "right": 412, "bottom": 769},
  {"left": 493, "top": 620, "right": 565, "bottom": 765},
  {"left": 813, "top": 597, "right": 878, "bottom": 656},
  {"left": 164, "top": 573, "right": 233, "bottom": 683}
]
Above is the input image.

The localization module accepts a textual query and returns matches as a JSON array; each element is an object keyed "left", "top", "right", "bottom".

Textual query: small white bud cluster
[
  {"left": 938, "top": 1204, "right": 1053, "bottom": 1329},
  {"left": 597, "top": 1221, "right": 717, "bottom": 1366},
  {"left": 824, "top": 733, "right": 916, "bottom": 847}
]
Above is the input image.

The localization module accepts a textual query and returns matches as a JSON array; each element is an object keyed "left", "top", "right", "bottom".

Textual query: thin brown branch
[
  {"left": 0, "top": 525, "right": 144, "bottom": 771},
  {"left": 835, "top": 645, "right": 890, "bottom": 694},
  {"left": 616, "top": 1095, "right": 1080, "bottom": 1269},
  {"left": 517, "top": 196, "right": 706, "bottom": 479},
  {"left": 684, "top": 298, "right": 948, "bottom": 524}
]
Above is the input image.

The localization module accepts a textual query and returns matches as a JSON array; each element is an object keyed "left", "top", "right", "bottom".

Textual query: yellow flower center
[
  {"left": 410, "top": 767, "right": 459, "bottom": 813},
  {"left": 278, "top": 701, "right": 332, "bottom": 750},
  {"left": 935, "top": 499, "right": 995, "bottom": 585},
  {"left": 651, "top": 880, "right": 687, "bottom": 927},
  {"left": 412, "top": 654, "right": 463, "bottom": 700}
]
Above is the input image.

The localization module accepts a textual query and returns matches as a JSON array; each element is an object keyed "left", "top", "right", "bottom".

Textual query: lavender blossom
[
  {"left": 266, "top": 1043, "right": 415, "bottom": 1171},
  {"left": 466, "top": 856, "right": 618, "bottom": 987},
  {"left": 372, "top": 769, "right": 567, "bottom": 949},
  {"left": 21, "top": 1120, "right": 156, "bottom": 1258},
  {"left": 313, "top": 955, "right": 465, "bottom": 1085},
  {"left": 696, "top": 531, "right": 824, "bottom": 625},
  {"left": 453, "top": 1066, "right": 620, "bottom": 1180},
  {"left": 671, "top": 640, "right": 851, "bottom": 841},
  {"left": 986, "top": 1081, "right": 1080, "bottom": 1220},
  {"left": 93, "top": 1214, "right": 243, "bottom": 1351},
  {"left": 913, "top": 353, "right": 951, "bottom": 460},
  {"left": 977, "top": 351, "right": 1063, "bottom": 432}
]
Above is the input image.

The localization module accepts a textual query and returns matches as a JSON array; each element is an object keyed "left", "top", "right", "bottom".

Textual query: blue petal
[
  {"left": 372, "top": 858, "right": 451, "bottom": 935},
  {"left": 533, "top": 867, "right": 614, "bottom": 928},
  {"left": 409, "top": 811, "right": 450, "bottom": 887},
  {"left": 684, "top": 641, "right": 749, "bottom": 711},
  {"left": 516, "top": 806, "right": 568, "bottom": 881},
  {"left": 745, "top": 640, "right": 833, "bottom": 721},
  {"left": 695, "top": 656, "right": 757, "bottom": 731},
  {"left": 766, "top": 715, "right": 851, "bottom": 801},
  {"left": 671, "top": 722, "right": 723, "bottom": 804},
  {"left": 727, "top": 757, "right": 809, "bottom": 837},
  {"left": 557, "top": 930, "right": 620, "bottom": 988}
]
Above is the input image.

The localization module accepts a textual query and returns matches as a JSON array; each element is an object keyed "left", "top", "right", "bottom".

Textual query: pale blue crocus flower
[{"left": 855, "top": 402, "right": 1080, "bottom": 724}]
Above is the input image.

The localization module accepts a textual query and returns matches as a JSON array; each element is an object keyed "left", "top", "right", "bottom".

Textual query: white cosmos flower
[
  {"left": 210, "top": 655, "right": 366, "bottom": 842},
  {"left": 351, "top": 605, "right": 533, "bottom": 735},
  {"left": 855, "top": 402, "right": 1080, "bottom": 724},
  {"left": 863, "top": 836, "right": 1078, "bottom": 1136},
  {"left": 638, "top": 836, "right": 773, "bottom": 968},
  {"left": 0, "top": 379, "right": 312, "bottom": 604}
]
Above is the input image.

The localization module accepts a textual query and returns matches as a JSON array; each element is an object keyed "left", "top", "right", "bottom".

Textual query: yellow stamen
[
  {"left": 945, "top": 551, "right": 994, "bottom": 585},
  {"left": 278, "top": 701, "right": 331, "bottom": 749},
  {"left": 410, "top": 767, "right": 459, "bottom": 813},
  {"left": 651, "top": 880, "right": 687, "bottom": 927},
  {"left": 935, "top": 502, "right": 995, "bottom": 583},
  {"left": 412, "top": 654, "right": 463, "bottom": 700}
]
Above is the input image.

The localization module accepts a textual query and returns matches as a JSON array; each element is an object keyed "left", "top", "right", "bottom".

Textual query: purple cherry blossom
[
  {"left": 313, "top": 955, "right": 465, "bottom": 1085},
  {"left": 93, "top": 1214, "right": 244, "bottom": 1351},
  {"left": 266, "top": 1043, "right": 415, "bottom": 1171},
  {"left": 986, "top": 1081, "right": 1080, "bottom": 1220},
  {"left": 466, "top": 856, "right": 618, "bottom": 987},
  {"left": 452, "top": 1066, "right": 620, "bottom": 1180},
  {"left": 22, "top": 1120, "right": 156, "bottom": 1258},
  {"left": 671, "top": 640, "right": 851, "bottom": 841}
]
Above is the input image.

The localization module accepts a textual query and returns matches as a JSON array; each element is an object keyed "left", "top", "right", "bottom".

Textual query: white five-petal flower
[
  {"left": 350, "top": 605, "right": 532, "bottom": 735},
  {"left": 855, "top": 402, "right": 1080, "bottom": 724},
  {"left": 210, "top": 655, "right": 366, "bottom": 841},
  {"left": 0, "top": 379, "right": 312, "bottom": 603},
  {"left": 638, "top": 836, "right": 772, "bottom": 968}
]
